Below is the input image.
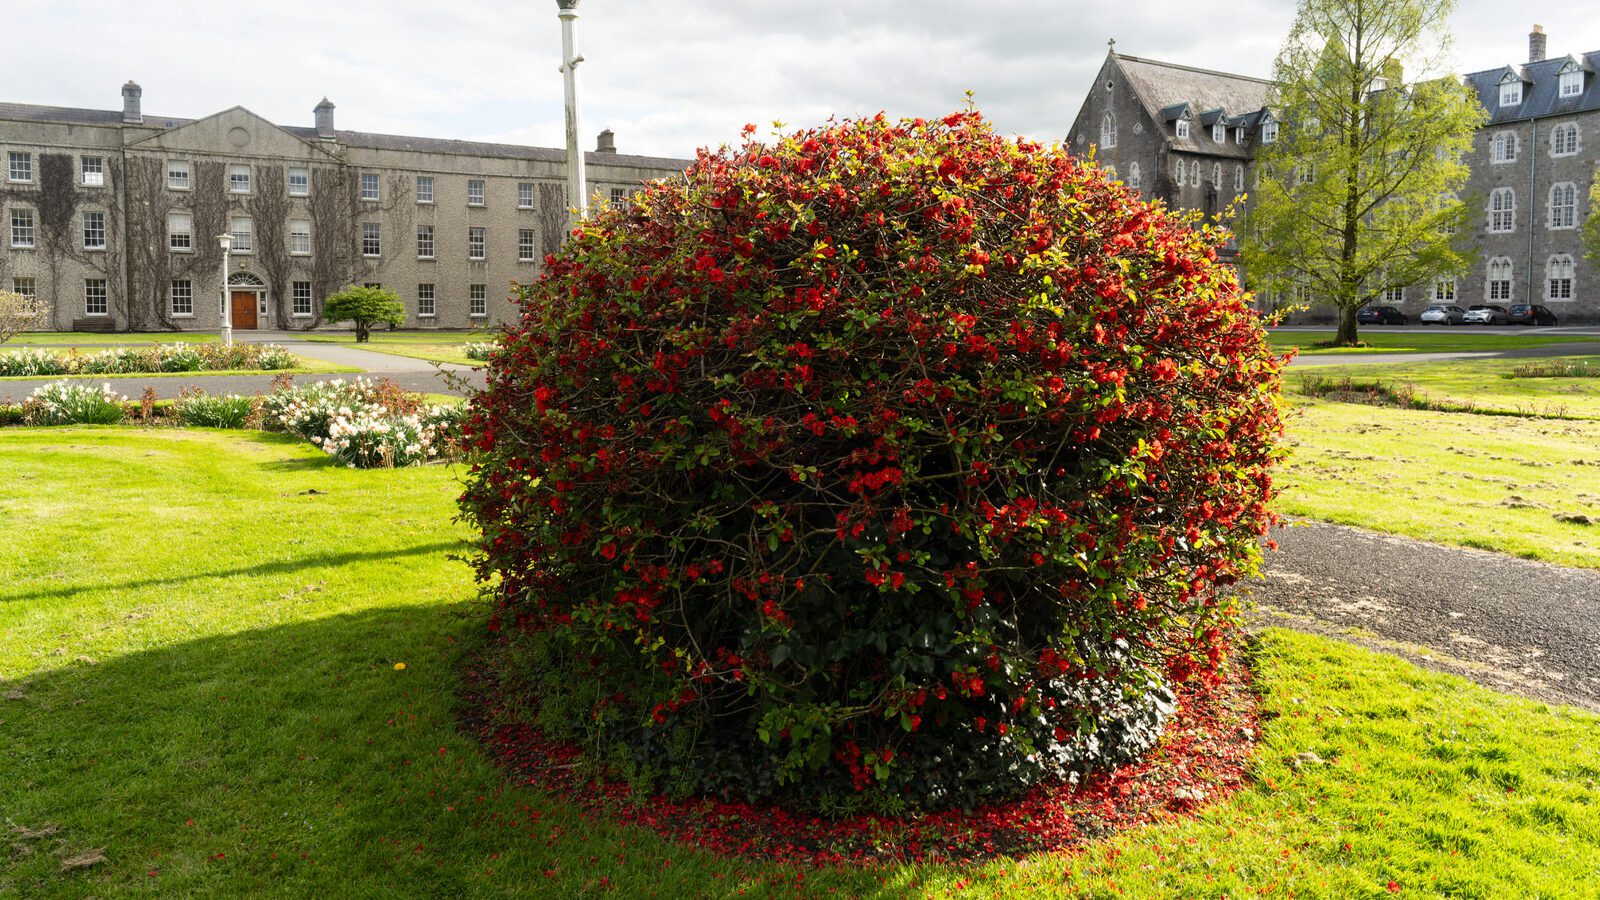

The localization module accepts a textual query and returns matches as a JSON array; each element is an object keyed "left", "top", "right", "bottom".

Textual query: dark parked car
[
  {"left": 1464, "top": 304, "right": 1509, "bottom": 325},
  {"left": 1357, "top": 305, "right": 1409, "bottom": 325},
  {"left": 1507, "top": 304, "right": 1559, "bottom": 326}
]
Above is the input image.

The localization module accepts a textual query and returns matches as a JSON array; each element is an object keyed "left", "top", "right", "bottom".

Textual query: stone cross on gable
[{"left": 1108, "top": 38, "right": 1116, "bottom": 51}]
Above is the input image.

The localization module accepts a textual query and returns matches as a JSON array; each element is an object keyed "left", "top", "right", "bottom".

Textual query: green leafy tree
[
  {"left": 1243, "top": 0, "right": 1485, "bottom": 345},
  {"left": 1583, "top": 168, "right": 1600, "bottom": 267},
  {"left": 322, "top": 285, "right": 404, "bottom": 343}
]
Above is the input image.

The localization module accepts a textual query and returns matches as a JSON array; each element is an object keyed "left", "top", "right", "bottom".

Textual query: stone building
[
  {"left": 1068, "top": 27, "right": 1600, "bottom": 320},
  {"left": 0, "top": 84, "right": 687, "bottom": 332}
]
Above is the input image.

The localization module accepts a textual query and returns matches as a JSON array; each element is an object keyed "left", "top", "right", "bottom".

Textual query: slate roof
[
  {"left": 1463, "top": 51, "right": 1600, "bottom": 125},
  {"left": 0, "top": 100, "right": 688, "bottom": 171},
  {"left": 1113, "top": 54, "right": 1271, "bottom": 158}
]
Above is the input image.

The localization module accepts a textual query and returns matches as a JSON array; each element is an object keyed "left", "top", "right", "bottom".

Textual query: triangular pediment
[
  {"left": 127, "top": 106, "right": 334, "bottom": 161},
  {"left": 1498, "top": 66, "right": 1530, "bottom": 84}
]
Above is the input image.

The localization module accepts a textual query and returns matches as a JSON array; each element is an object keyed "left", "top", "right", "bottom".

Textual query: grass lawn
[
  {"left": 4, "top": 333, "right": 220, "bottom": 347},
  {"left": 1292, "top": 354, "right": 1600, "bottom": 419},
  {"left": 2, "top": 429, "right": 1597, "bottom": 897},
  {"left": 301, "top": 330, "right": 493, "bottom": 367},
  {"left": 1268, "top": 329, "right": 1599, "bottom": 355}
]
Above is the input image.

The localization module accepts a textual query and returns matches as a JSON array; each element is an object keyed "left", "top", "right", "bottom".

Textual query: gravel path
[{"left": 1243, "top": 520, "right": 1600, "bottom": 712}]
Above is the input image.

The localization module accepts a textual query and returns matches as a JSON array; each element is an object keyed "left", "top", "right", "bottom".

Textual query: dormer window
[
  {"left": 1559, "top": 68, "right": 1583, "bottom": 97},
  {"left": 1500, "top": 80, "right": 1523, "bottom": 107},
  {"left": 1261, "top": 121, "right": 1279, "bottom": 143},
  {"left": 1212, "top": 122, "right": 1226, "bottom": 142},
  {"left": 1175, "top": 119, "right": 1190, "bottom": 139}
]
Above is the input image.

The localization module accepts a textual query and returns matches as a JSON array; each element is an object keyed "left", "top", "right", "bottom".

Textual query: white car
[
  {"left": 1419, "top": 305, "right": 1467, "bottom": 325},
  {"left": 1463, "top": 304, "right": 1509, "bottom": 325}
]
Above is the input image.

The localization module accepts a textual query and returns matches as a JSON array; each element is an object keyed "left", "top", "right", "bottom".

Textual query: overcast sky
[{"left": 10, "top": 1, "right": 1600, "bottom": 161}]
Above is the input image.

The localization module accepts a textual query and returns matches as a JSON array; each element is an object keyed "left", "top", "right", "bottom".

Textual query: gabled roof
[
  {"left": 1159, "top": 102, "right": 1193, "bottom": 121},
  {"left": 124, "top": 105, "right": 329, "bottom": 161},
  {"left": 1199, "top": 107, "right": 1229, "bottom": 126},
  {"left": 0, "top": 100, "right": 191, "bottom": 129},
  {"left": 1112, "top": 53, "right": 1270, "bottom": 158},
  {"left": 1464, "top": 50, "right": 1600, "bottom": 124}
]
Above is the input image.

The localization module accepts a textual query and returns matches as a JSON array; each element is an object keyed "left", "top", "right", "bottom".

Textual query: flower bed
[{"left": 0, "top": 343, "right": 298, "bottom": 376}]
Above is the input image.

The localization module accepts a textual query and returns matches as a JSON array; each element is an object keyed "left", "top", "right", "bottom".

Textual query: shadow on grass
[
  {"left": 0, "top": 543, "right": 460, "bottom": 605},
  {"left": 0, "top": 603, "right": 798, "bottom": 899}
]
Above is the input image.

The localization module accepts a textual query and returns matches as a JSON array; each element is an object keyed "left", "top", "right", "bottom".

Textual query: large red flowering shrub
[{"left": 461, "top": 111, "right": 1284, "bottom": 813}]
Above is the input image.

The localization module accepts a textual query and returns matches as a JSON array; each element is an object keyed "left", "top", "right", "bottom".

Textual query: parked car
[
  {"left": 1507, "top": 304, "right": 1559, "bottom": 326},
  {"left": 1464, "top": 304, "right": 1509, "bottom": 325},
  {"left": 1357, "top": 305, "right": 1409, "bottom": 325},
  {"left": 1419, "top": 304, "right": 1467, "bottom": 325}
]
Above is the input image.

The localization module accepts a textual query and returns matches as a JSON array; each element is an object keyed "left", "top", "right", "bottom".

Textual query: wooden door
[{"left": 231, "top": 292, "right": 258, "bottom": 330}]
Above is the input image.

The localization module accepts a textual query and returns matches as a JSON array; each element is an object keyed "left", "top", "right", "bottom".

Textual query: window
[
  {"left": 168, "top": 212, "right": 192, "bottom": 251},
  {"left": 467, "top": 179, "right": 485, "bottom": 206},
  {"left": 1101, "top": 113, "right": 1117, "bottom": 148},
  {"left": 361, "top": 172, "right": 380, "bottom": 201},
  {"left": 170, "top": 279, "right": 193, "bottom": 316},
  {"left": 80, "top": 156, "right": 104, "bottom": 186},
  {"left": 1486, "top": 258, "right": 1513, "bottom": 301},
  {"left": 1235, "top": 164, "right": 1244, "bottom": 192},
  {"left": 1560, "top": 69, "right": 1583, "bottom": 98},
  {"left": 1499, "top": 80, "right": 1522, "bottom": 107},
  {"left": 289, "top": 218, "right": 311, "bottom": 255},
  {"left": 1172, "top": 156, "right": 1184, "bottom": 182},
  {"left": 167, "top": 160, "right": 190, "bottom": 190},
  {"left": 84, "top": 279, "right": 108, "bottom": 316},
  {"left": 1298, "top": 164, "right": 1315, "bottom": 185},
  {"left": 361, "top": 222, "right": 381, "bottom": 257},
  {"left": 13, "top": 277, "right": 35, "bottom": 299},
  {"left": 1212, "top": 122, "right": 1225, "bottom": 143},
  {"left": 416, "top": 224, "right": 435, "bottom": 259},
  {"left": 417, "top": 283, "right": 436, "bottom": 317},
  {"left": 230, "top": 216, "right": 253, "bottom": 252},
  {"left": 1127, "top": 162, "right": 1142, "bottom": 191},
  {"left": 1549, "top": 182, "right": 1578, "bottom": 229},
  {"left": 8, "top": 151, "right": 31, "bottom": 182},
  {"left": 1175, "top": 119, "right": 1190, "bottom": 139},
  {"left": 1491, "top": 131, "right": 1517, "bottom": 164},
  {"left": 1382, "top": 286, "right": 1404, "bottom": 303},
  {"left": 288, "top": 167, "right": 309, "bottom": 196},
  {"left": 10, "top": 208, "right": 35, "bottom": 248},
  {"left": 291, "top": 281, "right": 313, "bottom": 317},
  {"left": 1489, "top": 187, "right": 1516, "bottom": 233},
  {"left": 468, "top": 226, "right": 486, "bottom": 260},
  {"left": 1547, "top": 255, "right": 1575, "bottom": 301},
  {"left": 1434, "top": 279, "right": 1456, "bottom": 302},
  {"left": 610, "top": 187, "right": 626, "bottom": 205},
  {"left": 1303, "top": 116, "right": 1321, "bottom": 135},
  {"left": 228, "top": 164, "right": 251, "bottom": 193},
  {"left": 1212, "top": 163, "right": 1222, "bottom": 189},
  {"left": 416, "top": 175, "right": 434, "bottom": 204},
  {"left": 1190, "top": 161, "right": 1201, "bottom": 187},
  {"left": 363, "top": 282, "right": 381, "bottom": 290},
  {"left": 82, "top": 211, "right": 106, "bottom": 250},
  {"left": 1261, "top": 120, "right": 1279, "bottom": 143},
  {"left": 1551, "top": 123, "right": 1580, "bottom": 157},
  {"left": 469, "top": 284, "right": 487, "bottom": 317},
  {"left": 1104, "top": 165, "right": 1117, "bottom": 182},
  {"left": 518, "top": 183, "right": 535, "bottom": 208},
  {"left": 518, "top": 228, "right": 537, "bottom": 261}
]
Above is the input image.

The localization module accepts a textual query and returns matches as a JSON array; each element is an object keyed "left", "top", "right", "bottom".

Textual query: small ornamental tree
[
  {"left": 0, "top": 289, "right": 43, "bottom": 345},
  {"left": 322, "top": 285, "right": 404, "bottom": 342},
  {"left": 462, "top": 111, "right": 1286, "bottom": 812}
]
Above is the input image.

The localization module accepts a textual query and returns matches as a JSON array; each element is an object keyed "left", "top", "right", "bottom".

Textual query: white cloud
[{"left": 6, "top": 0, "right": 1599, "bottom": 161}]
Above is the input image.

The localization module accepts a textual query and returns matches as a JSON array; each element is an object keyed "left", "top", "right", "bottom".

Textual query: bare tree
[{"left": 0, "top": 289, "right": 43, "bottom": 344}]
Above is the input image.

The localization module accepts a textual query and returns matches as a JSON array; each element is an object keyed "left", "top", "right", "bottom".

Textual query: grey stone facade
[
  {"left": 0, "top": 87, "right": 687, "bottom": 332},
  {"left": 1069, "top": 29, "right": 1600, "bottom": 321}
]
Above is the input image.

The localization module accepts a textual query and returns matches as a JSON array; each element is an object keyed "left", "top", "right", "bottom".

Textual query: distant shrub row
[{"left": 0, "top": 343, "right": 297, "bottom": 377}]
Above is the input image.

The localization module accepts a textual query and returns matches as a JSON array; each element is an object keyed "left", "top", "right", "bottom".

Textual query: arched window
[
  {"left": 1128, "top": 161, "right": 1142, "bottom": 191},
  {"left": 1190, "top": 160, "right": 1201, "bottom": 186},
  {"left": 1212, "top": 163, "right": 1222, "bottom": 188},
  {"left": 1104, "top": 165, "right": 1118, "bottom": 182},
  {"left": 1549, "top": 182, "right": 1578, "bottom": 229},
  {"left": 1100, "top": 113, "right": 1117, "bottom": 149},
  {"left": 1173, "top": 156, "right": 1185, "bottom": 183},
  {"left": 1235, "top": 164, "right": 1245, "bottom": 192},
  {"left": 1491, "top": 131, "right": 1517, "bottom": 164},
  {"left": 1551, "top": 123, "right": 1581, "bottom": 157},
  {"left": 1486, "top": 257, "right": 1514, "bottom": 301},
  {"left": 1547, "top": 255, "right": 1575, "bottom": 301},
  {"left": 1488, "top": 188, "right": 1516, "bottom": 233}
]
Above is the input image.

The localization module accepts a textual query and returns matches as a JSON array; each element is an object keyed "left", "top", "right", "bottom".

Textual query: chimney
[
  {"left": 596, "top": 129, "right": 617, "bottom": 153},
  {"left": 121, "top": 81, "right": 142, "bottom": 124},
  {"left": 314, "top": 97, "right": 336, "bottom": 139},
  {"left": 1529, "top": 24, "right": 1547, "bottom": 64}
]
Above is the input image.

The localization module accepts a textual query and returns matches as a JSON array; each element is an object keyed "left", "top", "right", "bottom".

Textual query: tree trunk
[
  {"left": 356, "top": 321, "right": 370, "bottom": 343},
  {"left": 1335, "top": 304, "right": 1360, "bottom": 347}
]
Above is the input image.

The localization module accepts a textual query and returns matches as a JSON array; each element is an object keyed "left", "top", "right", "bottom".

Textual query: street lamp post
[
  {"left": 217, "top": 233, "right": 234, "bottom": 347},
  {"left": 556, "top": 0, "right": 588, "bottom": 225}
]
